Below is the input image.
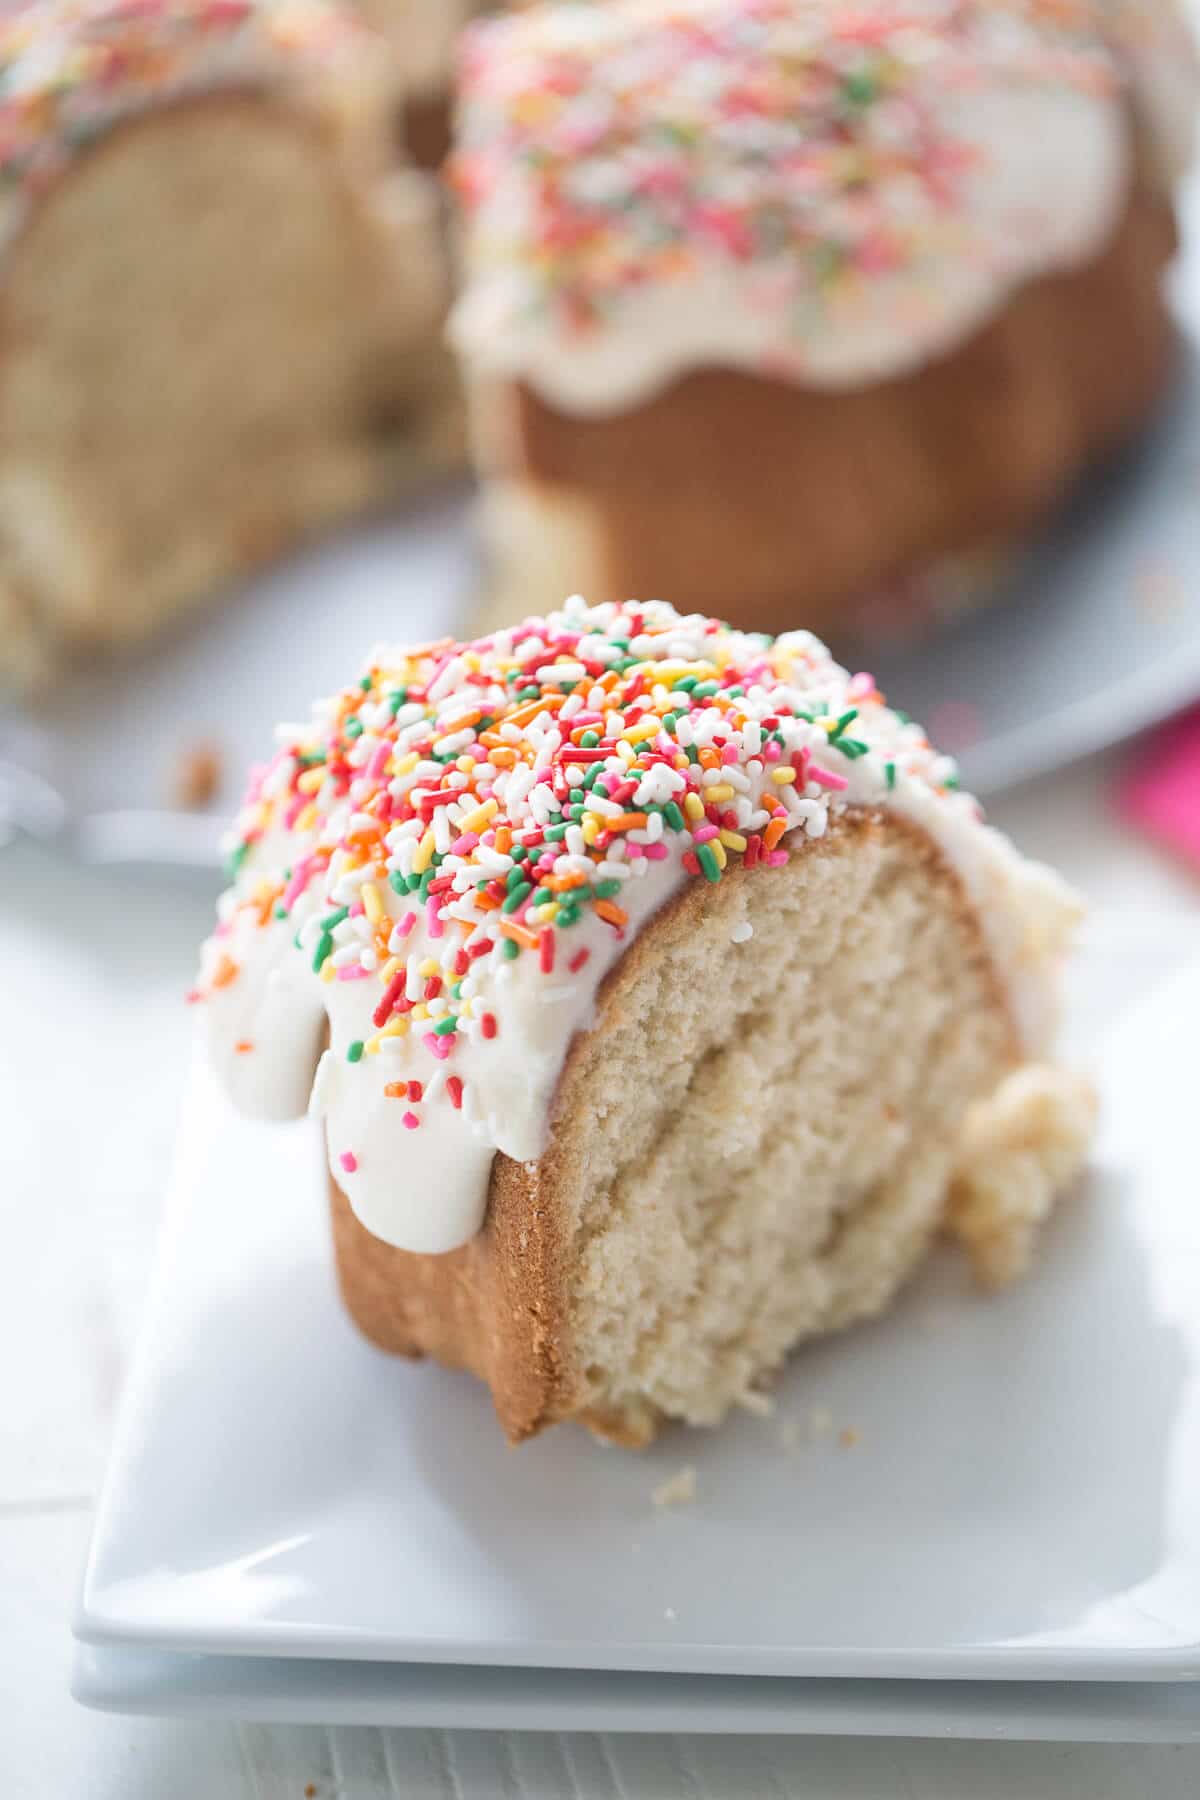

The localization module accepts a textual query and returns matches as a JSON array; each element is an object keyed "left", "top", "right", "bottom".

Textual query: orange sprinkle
[
  {"left": 607, "top": 811, "right": 648, "bottom": 832},
  {"left": 763, "top": 817, "right": 787, "bottom": 851},
  {"left": 384, "top": 1082, "right": 408, "bottom": 1099},
  {"left": 211, "top": 953, "right": 239, "bottom": 989},
  {"left": 546, "top": 871, "right": 588, "bottom": 892},
  {"left": 475, "top": 892, "right": 501, "bottom": 912},
  {"left": 499, "top": 917, "right": 539, "bottom": 952},
  {"left": 234, "top": 1039, "right": 253, "bottom": 1054},
  {"left": 493, "top": 825, "right": 512, "bottom": 854},
  {"left": 504, "top": 691, "right": 567, "bottom": 730},
  {"left": 488, "top": 747, "right": 518, "bottom": 768},
  {"left": 595, "top": 899, "right": 629, "bottom": 929}
]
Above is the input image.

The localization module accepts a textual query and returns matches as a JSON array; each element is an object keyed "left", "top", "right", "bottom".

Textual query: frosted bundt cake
[
  {"left": 451, "top": 0, "right": 1195, "bottom": 639},
  {"left": 0, "top": 0, "right": 460, "bottom": 689},
  {"left": 197, "top": 597, "right": 1094, "bottom": 1444}
]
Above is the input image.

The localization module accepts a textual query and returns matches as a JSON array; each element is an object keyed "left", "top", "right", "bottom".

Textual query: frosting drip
[
  {"left": 197, "top": 597, "right": 1081, "bottom": 1257},
  {"left": 449, "top": 0, "right": 1195, "bottom": 412}
]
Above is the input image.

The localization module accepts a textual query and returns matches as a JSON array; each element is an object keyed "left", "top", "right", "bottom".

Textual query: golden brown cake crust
[
  {"left": 502, "top": 178, "right": 1177, "bottom": 637},
  {"left": 329, "top": 810, "right": 1019, "bottom": 1445}
]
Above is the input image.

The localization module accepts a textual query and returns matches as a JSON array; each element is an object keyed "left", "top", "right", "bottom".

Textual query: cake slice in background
[
  {"left": 0, "top": 0, "right": 462, "bottom": 691},
  {"left": 450, "top": 0, "right": 1196, "bottom": 643},
  {"left": 196, "top": 597, "right": 1095, "bottom": 1444}
]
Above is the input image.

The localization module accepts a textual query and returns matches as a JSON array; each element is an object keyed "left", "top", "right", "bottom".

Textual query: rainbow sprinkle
[
  {"left": 0, "top": 0, "right": 372, "bottom": 223},
  {"left": 451, "top": 0, "right": 1120, "bottom": 349},
  {"left": 201, "top": 596, "right": 969, "bottom": 1149}
]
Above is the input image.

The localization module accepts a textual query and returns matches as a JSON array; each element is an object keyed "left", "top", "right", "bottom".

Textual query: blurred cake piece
[
  {"left": 0, "top": 0, "right": 461, "bottom": 689},
  {"left": 451, "top": 0, "right": 1196, "bottom": 640},
  {"left": 357, "top": 0, "right": 484, "bottom": 165}
]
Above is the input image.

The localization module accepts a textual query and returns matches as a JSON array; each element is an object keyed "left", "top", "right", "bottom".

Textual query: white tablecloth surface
[{"left": 4, "top": 747, "right": 1198, "bottom": 1797}]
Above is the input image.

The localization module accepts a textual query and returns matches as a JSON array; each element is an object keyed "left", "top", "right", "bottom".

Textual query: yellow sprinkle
[
  {"left": 361, "top": 882, "right": 384, "bottom": 925},
  {"left": 411, "top": 1004, "right": 429, "bottom": 1022},
  {"left": 719, "top": 829, "right": 747, "bottom": 852},
  {"left": 418, "top": 958, "right": 440, "bottom": 978},
  {"left": 684, "top": 792, "right": 705, "bottom": 821},
  {"left": 705, "top": 783, "right": 735, "bottom": 803},
  {"left": 296, "top": 768, "right": 325, "bottom": 794},
  {"left": 378, "top": 1017, "right": 408, "bottom": 1040},
  {"left": 528, "top": 902, "right": 559, "bottom": 925},
  {"left": 581, "top": 815, "right": 600, "bottom": 844},
  {"left": 412, "top": 829, "right": 436, "bottom": 875},
  {"left": 771, "top": 767, "right": 797, "bottom": 785},
  {"left": 712, "top": 842, "right": 728, "bottom": 870},
  {"left": 294, "top": 803, "right": 318, "bottom": 834},
  {"left": 365, "top": 1037, "right": 382, "bottom": 1056},
  {"left": 320, "top": 962, "right": 336, "bottom": 985},
  {"left": 458, "top": 797, "right": 498, "bottom": 835},
  {"left": 622, "top": 719, "right": 659, "bottom": 744},
  {"left": 395, "top": 752, "right": 420, "bottom": 774},
  {"left": 380, "top": 956, "right": 401, "bottom": 983}
]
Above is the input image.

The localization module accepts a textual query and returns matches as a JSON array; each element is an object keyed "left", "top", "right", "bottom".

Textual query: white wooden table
[{"left": 4, "top": 748, "right": 1199, "bottom": 1798}]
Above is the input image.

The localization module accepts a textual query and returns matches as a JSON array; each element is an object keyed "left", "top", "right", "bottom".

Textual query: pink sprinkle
[
  {"left": 339, "top": 1152, "right": 358, "bottom": 1174},
  {"left": 282, "top": 856, "right": 315, "bottom": 909},
  {"left": 365, "top": 742, "right": 391, "bottom": 781},
  {"left": 402, "top": 1111, "right": 420, "bottom": 1131},
  {"left": 396, "top": 911, "right": 417, "bottom": 938},
  {"left": 450, "top": 832, "right": 479, "bottom": 856},
  {"left": 426, "top": 898, "right": 444, "bottom": 939},
  {"left": 643, "top": 842, "right": 669, "bottom": 861},
  {"left": 349, "top": 900, "right": 364, "bottom": 918},
  {"left": 847, "top": 671, "right": 877, "bottom": 700},
  {"left": 721, "top": 742, "right": 738, "bottom": 766},
  {"left": 626, "top": 842, "right": 644, "bottom": 859},
  {"left": 423, "top": 1033, "right": 453, "bottom": 1060},
  {"left": 337, "top": 964, "right": 368, "bottom": 981},
  {"left": 693, "top": 823, "right": 719, "bottom": 844},
  {"left": 766, "top": 850, "right": 789, "bottom": 867},
  {"left": 763, "top": 740, "right": 782, "bottom": 763},
  {"left": 809, "top": 763, "right": 849, "bottom": 792},
  {"left": 283, "top": 794, "right": 306, "bottom": 829}
]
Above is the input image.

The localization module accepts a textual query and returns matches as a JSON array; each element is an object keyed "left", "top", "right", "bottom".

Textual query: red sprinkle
[
  {"left": 447, "top": 1076, "right": 464, "bottom": 1110},
  {"left": 481, "top": 1011, "right": 498, "bottom": 1039},
  {"left": 538, "top": 928, "right": 556, "bottom": 974}
]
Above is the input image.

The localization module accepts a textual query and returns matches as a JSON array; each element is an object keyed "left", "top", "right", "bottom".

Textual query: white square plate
[{"left": 76, "top": 939, "right": 1200, "bottom": 1682}]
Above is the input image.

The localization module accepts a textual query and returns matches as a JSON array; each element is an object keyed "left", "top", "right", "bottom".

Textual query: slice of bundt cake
[
  {"left": 197, "top": 597, "right": 1094, "bottom": 1443},
  {"left": 0, "top": 0, "right": 460, "bottom": 689}
]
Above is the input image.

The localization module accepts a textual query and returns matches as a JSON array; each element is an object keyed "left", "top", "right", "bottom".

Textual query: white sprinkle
[{"left": 731, "top": 922, "right": 753, "bottom": 945}]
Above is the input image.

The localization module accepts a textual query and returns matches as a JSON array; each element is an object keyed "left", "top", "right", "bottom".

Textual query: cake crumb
[
  {"left": 738, "top": 1387, "right": 775, "bottom": 1418},
  {"left": 171, "top": 738, "right": 223, "bottom": 810},
  {"left": 652, "top": 1465, "right": 697, "bottom": 1508},
  {"left": 838, "top": 1426, "right": 860, "bottom": 1450}
]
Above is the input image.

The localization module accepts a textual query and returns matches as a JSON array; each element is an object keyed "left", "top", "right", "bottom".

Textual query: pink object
[
  {"left": 402, "top": 1111, "right": 420, "bottom": 1131},
  {"left": 336, "top": 964, "right": 368, "bottom": 981},
  {"left": 426, "top": 898, "right": 444, "bottom": 939},
  {"left": 809, "top": 763, "right": 849, "bottom": 792},
  {"left": 339, "top": 1152, "right": 358, "bottom": 1174},
  {"left": 395, "top": 911, "right": 417, "bottom": 939},
  {"left": 1117, "top": 707, "right": 1200, "bottom": 869}
]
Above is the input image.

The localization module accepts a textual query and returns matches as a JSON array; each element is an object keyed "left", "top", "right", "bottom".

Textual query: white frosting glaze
[
  {"left": 449, "top": 0, "right": 1195, "bottom": 414},
  {"left": 198, "top": 599, "right": 1081, "bottom": 1258}
]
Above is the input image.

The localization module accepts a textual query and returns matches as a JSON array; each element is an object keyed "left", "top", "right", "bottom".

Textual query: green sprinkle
[
  {"left": 501, "top": 937, "right": 520, "bottom": 960},
  {"left": 827, "top": 708, "right": 859, "bottom": 742},
  {"left": 344, "top": 717, "right": 363, "bottom": 740},
  {"left": 579, "top": 730, "right": 600, "bottom": 748},
  {"left": 568, "top": 787, "right": 585, "bottom": 805},
  {"left": 347, "top": 1040, "right": 364, "bottom": 1063},
  {"left": 510, "top": 844, "right": 529, "bottom": 861},
  {"left": 663, "top": 801, "right": 686, "bottom": 832},
  {"left": 691, "top": 680, "right": 720, "bottom": 699},
  {"left": 225, "top": 841, "right": 250, "bottom": 881},
  {"left": 593, "top": 879, "right": 623, "bottom": 899},
  {"left": 837, "top": 739, "right": 870, "bottom": 759},
  {"left": 505, "top": 865, "right": 526, "bottom": 891},
  {"left": 502, "top": 881, "right": 533, "bottom": 914},
  {"left": 418, "top": 870, "right": 436, "bottom": 902},
  {"left": 842, "top": 68, "right": 877, "bottom": 107},
  {"left": 359, "top": 675, "right": 373, "bottom": 692},
  {"left": 273, "top": 904, "right": 288, "bottom": 920},
  {"left": 544, "top": 823, "right": 569, "bottom": 841},
  {"left": 556, "top": 903, "right": 580, "bottom": 928},
  {"left": 672, "top": 675, "right": 698, "bottom": 692},
  {"left": 312, "top": 932, "right": 334, "bottom": 973},
  {"left": 530, "top": 887, "right": 553, "bottom": 907},
  {"left": 944, "top": 774, "right": 961, "bottom": 790},
  {"left": 387, "top": 688, "right": 407, "bottom": 715},
  {"left": 696, "top": 843, "right": 722, "bottom": 884},
  {"left": 885, "top": 761, "right": 896, "bottom": 791},
  {"left": 433, "top": 1016, "right": 458, "bottom": 1037},
  {"left": 661, "top": 712, "right": 679, "bottom": 734},
  {"left": 320, "top": 906, "right": 349, "bottom": 932},
  {"left": 389, "top": 871, "right": 408, "bottom": 895}
]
